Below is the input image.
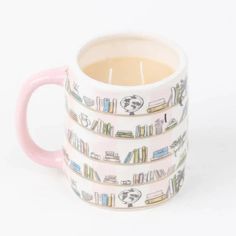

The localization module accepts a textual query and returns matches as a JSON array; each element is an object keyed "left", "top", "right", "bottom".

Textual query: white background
[{"left": 0, "top": 0, "right": 236, "bottom": 235}]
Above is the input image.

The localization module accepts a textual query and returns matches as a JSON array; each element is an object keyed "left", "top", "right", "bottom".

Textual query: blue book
[
  {"left": 101, "top": 194, "right": 108, "bottom": 206},
  {"left": 153, "top": 147, "right": 169, "bottom": 160},
  {"left": 69, "top": 160, "right": 81, "bottom": 173},
  {"left": 124, "top": 152, "right": 133, "bottom": 164},
  {"left": 103, "top": 98, "right": 110, "bottom": 112}
]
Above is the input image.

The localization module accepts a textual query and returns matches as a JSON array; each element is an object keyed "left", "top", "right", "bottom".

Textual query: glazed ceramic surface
[{"left": 16, "top": 34, "right": 188, "bottom": 209}]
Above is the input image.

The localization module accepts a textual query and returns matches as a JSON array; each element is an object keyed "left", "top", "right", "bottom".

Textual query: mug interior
[{"left": 77, "top": 34, "right": 181, "bottom": 77}]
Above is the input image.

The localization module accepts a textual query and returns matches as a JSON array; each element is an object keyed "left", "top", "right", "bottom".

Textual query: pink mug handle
[{"left": 16, "top": 67, "right": 67, "bottom": 169}]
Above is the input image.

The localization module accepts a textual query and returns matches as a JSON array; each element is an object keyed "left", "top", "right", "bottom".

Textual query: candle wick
[
  {"left": 108, "top": 68, "right": 113, "bottom": 84},
  {"left": 139, "top": 61, "right": 145, "bottom": 84}
]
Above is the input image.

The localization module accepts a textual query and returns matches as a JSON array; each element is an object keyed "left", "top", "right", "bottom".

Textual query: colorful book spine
[
  {"left": 145, "top": 125, "right": 149, "bottom": 137},
  {"left": 142, "top": 146, "right": 148, "bottom": 163},
  {"left": 140, "top": 126, "right": 145, "bottom": 137},
  {"left": 94, "top": 171, "right": 101, "bottom": 182},
  {"left": 94, "top": 192, "right": 99, "bottom": 204},
  {"left": 133, "top": 149, "right": 139, "bottom": 163},
  {"left": 102, "top": 122, "right": 107, "bottom": 135},
  {"left": 107, "top": 123, "right": 111, "bottom": 136},
  {"left": 84, "top": 164, "right": 88, "bottom": 178},
  {"left": 96, "top": 97, "right": 100, "bottom": 111},
  {"left": 133, "top": 174, "right": 138, "bottom": 184},
  {"left": 124, "top": 152, "right": 133, "bottom": 164},
  {"left": 89, "top": 167, "right": 94, "bottom": 180},
  {"left": 153, "top": 147, "right": 169, "bottom": 160},
  {"left": 149, "top": 125, "right": 153, "bottom": 136},
  {"left": 69, "top": 160, "right": 81, "bottom": 173},
  {"left": 138, "top": 173, "right": 144, "bottom": 184},
  {"left": 91, "top": 120, "right": 99, "bottom": 130},
  {"left": 135, "top": 125, "right": 140, "bottom": 138},
  {"left": 103, "top": 98, "right": 110, "bottom": 112},
  {"left": 101, "top": 194, "right": 109, "bottom": 206}
]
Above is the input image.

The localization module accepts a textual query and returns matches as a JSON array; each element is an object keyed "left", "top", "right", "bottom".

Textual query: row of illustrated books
[
  {"left": 124, "top": 146, "right": 148, "bottom": 164},
  {"left": 96, "top": 97, "right": 117, "bottom": 114},
  {"left": 84, "top": 164, "right": 101, "bottom": 182},
  {"left": 67, "top": 130, "right": 89, "bottom": 156},
  {"left": 135, "top": 125, "right": 155, "bottom": 138},
  {"left": 124, "top": 146, "right": 169, "bottom": 164},
  {"left": 65, "top": 152, "right": 176, "bottom": 186},
  {"left": 90, "top": 119, "right": 114, "bottom": 136},
  {"left": 133, "top": 166, "right": 175, "bottom": 185},
  {"left": 67, "top": 130, "right": 170, "bottom": 164},
  {"left": 67, "top": 107, "right": 178, "bottom": 139},
  {"left": 94, "top": 192, "right": 115, "bottom": 207}
]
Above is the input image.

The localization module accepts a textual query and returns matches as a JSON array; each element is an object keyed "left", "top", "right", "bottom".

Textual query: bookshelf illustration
[
  {"left": 90, "top": 119, "right": 114, "bottom": 136},
  {"left": 84, "top": 164, "right": 101, "bottom": 182},
  {"left": 81, "top": 191, "right": 93, "bottom": 202},
  {"left": 104, "top": 151, "right": 120, "bottom": 163},
  {"left": 68, "top": 110, "right": 78, "bottom": 122},
  {"left": 68, "top": 159, "right": 81, "bottom": 174},
  {"left": 124, "top": 146, "right": 148, "bottom": 164},
  {"left": 166, "top": 168, "right": 185, "bottom": 198},
  {"left": 165, "top": 118, "right": 178, "bottom": 131},
  {"left": 168, "top": 79, "right": 187, "bottom": 107},
  {"left": 152, "top": 146, "right": 169, "bottom": 161},
  {"left": 64, "top": 153, "right": 81, "bottom": 174},
  {"left": 147, "top": 98, "right": 168, "bottom": 113},
  {"left": 71, "top": 179, "right": 81, "bottom": 198},
  {"left": 132, "top": 165, "right": 175, "bottom": 185},
  {"left": 96, "top": 97, "right": 117, "bottom": 114},
  {"left": 155, "top": 118, "right": 164, "bottom": 135},
  {"left": 145, "top": 190, "right": 167, "bottom": 205},
  {"left": 170, "top": 131, "right": 187, "bottom": 156},
  {"left": 103, "top": 175, "right": 118, "bottom": 184},
  {"left": 67, "top": 129, "right": 89, "bottom": 156},
  {"left": 90, "top": 152, "right": 102, "bottom": 160},
  {"left": 120, "top": 180, "right": 132, "bottom": 185},
  {"left": 135, "top": 125, "right": 154, "bottom": 138},
  {"left": 94, "top": 192, "right": 115, "bottom": 207},
  {"left": 79, "top": 113, "right": 91, "bottom": 128},
  {"left": 83, "top": 96, "right": 94, "bottom": 107},
  {"left": 67, "top": 79, "right": 83, "bottom": 103},
  {"left": 176, "top": 149, "right": 187, "bottom": 169},
  {"left": 179, "top": 102, "right": 188, "bottom": 122}
]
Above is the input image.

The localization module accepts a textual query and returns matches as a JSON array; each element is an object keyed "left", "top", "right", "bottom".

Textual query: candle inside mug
[
  {"left": 83, "top": 57, "right": 174, "bottom": 86},
  {"left": 78, "top": 36, "right": 180, "bottom": 86}
]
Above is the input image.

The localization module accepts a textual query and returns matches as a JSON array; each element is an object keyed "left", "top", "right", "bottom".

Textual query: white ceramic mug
[{"left": 16, "top": 33, "right": 188, "bottom": 209}]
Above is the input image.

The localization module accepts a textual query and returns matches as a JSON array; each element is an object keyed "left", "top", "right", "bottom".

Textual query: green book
[
  {"left": 133, "top": 149, "right": 139, "bottom": 163},
  {"left": 142, "top": 146, "right": 148, "bottom": 163}
]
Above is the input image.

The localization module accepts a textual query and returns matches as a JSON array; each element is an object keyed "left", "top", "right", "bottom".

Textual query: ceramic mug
[{"left": 16, "top": 33, "right": 188, "bottom": 209}]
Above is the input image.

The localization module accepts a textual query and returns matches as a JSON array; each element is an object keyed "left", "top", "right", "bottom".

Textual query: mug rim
[{"left": 70, "top": 33, "right": 187, "bottom": 91}]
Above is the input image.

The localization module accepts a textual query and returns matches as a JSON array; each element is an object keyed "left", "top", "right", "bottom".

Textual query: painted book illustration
[
  {"left": 84, "top": 164, "right": 101, "bottom": 182},
  {"left": 135, "top": 125, "right": 154, "bottom": 137},
  {"left": 67, "top": 129, "right": 89, "bottom": 156},
  {"left": 96, "top": 97, "right": 117, "bottom": 114},
  {"left": 145, "top": 190, "right": 167, "bottom": 205},
  {"left": 103, "top": 175, "right": 118, "bottom": 184},
  {"left": 104, "top": 151, "right": 120, "bottom": 163},
  {"left": 94, "top": 192, "right": 115, "bottom": 207},
  {"left": 147, "top": 98, "right": 168, "bottom": 113},
  {"left": 152, "top": 146, "right": 169, "bottom": 161},
  {"left": 124, "top": 146, "right": 148, "bottom": 164},
  {"left": 91, "top": 119, "right": 114, "bottom": 136},
  {"left": 165, "top": 118, "right": 178, "bottom": 131},
  {"left": 115, "top": 130, "right": 134, "bottom": 138}
]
